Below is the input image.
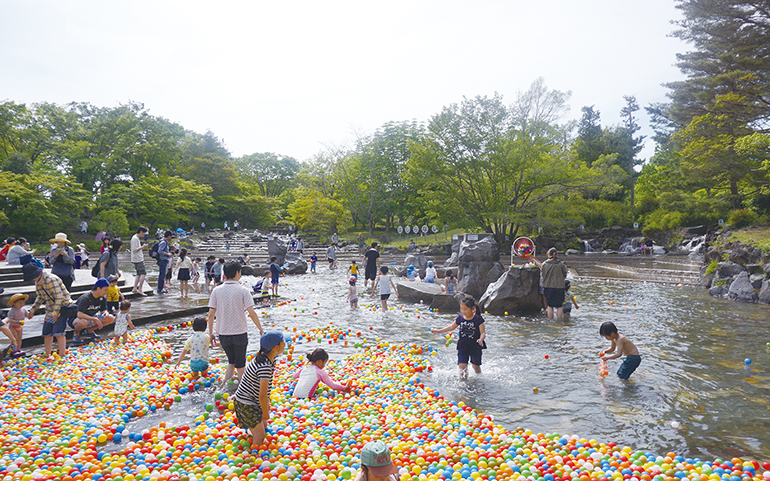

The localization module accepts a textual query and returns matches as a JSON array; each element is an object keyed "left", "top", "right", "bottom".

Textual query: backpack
[
  {"left": 91, "top": 251, "right": 111, "bottom": 278},
  {"left": 149, "top": 241, "right": 160, "bottom": 259}
]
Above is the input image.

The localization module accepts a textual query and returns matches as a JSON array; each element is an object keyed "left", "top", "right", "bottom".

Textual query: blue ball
[{"left": 745, "top": 358, "right": 752, "bottom": 365}]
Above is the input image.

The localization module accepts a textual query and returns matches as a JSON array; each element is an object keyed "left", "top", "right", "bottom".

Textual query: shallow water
[{"left": 129, "top": 265, "right": 770, "bottom": 462}]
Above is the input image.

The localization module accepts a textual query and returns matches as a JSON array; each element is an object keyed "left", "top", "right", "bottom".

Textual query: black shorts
[
  {"left": 543, "top": 287, "right": 565, "bottom": 308},
  {"left": 218, "top": 333, "right": 249, "bottom": 368},
  {"left": 380, "top": 293, "right": 390, "bottom": 300},
  {"left": 365, "top": 268, "right": 377, "bottom": 281},
  {"left": 178, "top": 268, "right": 190, "bottom": 281},
  {"left": 458, "top": 349, "right": 483, "bottom": 366}
]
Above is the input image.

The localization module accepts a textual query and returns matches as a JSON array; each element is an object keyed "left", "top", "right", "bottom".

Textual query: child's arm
[
  {"left": 174, "top": 347, "right": 188, "bottom": 368},
  {"left": 127, "top": 314, "right": 134, "bottom": 329},
  {"left": 431, "top": 321, "right": 458, "bottom": 334},
  {"left": 291, "top": 368, "right": 302, "bottom": 380},
  {"left": 571, "top": 295, "right": 579, "bottom": 309},
  {"left": 318, "top": 369, "right": 349, "bottom": 392},
  {"left": 119, "top": 291, "right": 125, "bottom": 301},
  {"left": 259, "top": 378, "right": 270, "bottom": 422},
  {"left": 370, "top": 278, "right": 380, "bottom": 296},
  {"left": 477, "top": 322, "right": 486, "bottom": 346},
  {"left": 601, "top": 339, "right": 620, "bottom": 359}
]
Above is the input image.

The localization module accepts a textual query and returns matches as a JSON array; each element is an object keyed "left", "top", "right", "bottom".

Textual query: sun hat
[
  {"left": 107, "top": 274, "right": 119, "bottom": 283},
  {"left": 78, "top": 243, "right": 86, "bottom": 249},
  {"left": 349, "top": 276, "right": 357, "bottom": 283},
  {"left": 49, "top": 233, "right": 71, "bottom": 244},
  {"left": 93, "top": 278, "right": 110, "bottom": 288},
  {"left": 260, "top": 330, "right": 285, "bottom": 352},
  {"left": 361, "top": 440, "right": 398, "bottom": 477},
  {"left": 22, "top": 263, "right": 43, "bottom": 283},
  {"left": 7, "top": 293, "right": 28, "bottom": 307}
]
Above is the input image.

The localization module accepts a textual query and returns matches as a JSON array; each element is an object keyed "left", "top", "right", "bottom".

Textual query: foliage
[
  {"left": 727, "top": 209, "right": 757, "bottom": 228},
  {"left": 287, "top": 187, "right": 351, "bottom": 234},
  {"left": 234, "top": 152, "right": 300, "bottom": 198},
  {"left": 91, "top": 207, "right": 130, "bottom": 238},
  {"left": 705, "top": 259, "right": 719, "bottom": 275},
  {"left": 577, "top": 199, "right": 635, "bottom": 230}
]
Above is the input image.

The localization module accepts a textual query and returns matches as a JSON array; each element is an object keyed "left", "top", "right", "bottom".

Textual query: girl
[
  {"left": 431, "top": 296, "right": 487, "bottom": 378},
  {"left": 443, "top": 270, "right": 457, "bottom": 294},
  {"left": 371, "top": 266, "right": 398, "bottom": 312},
  {"left": 6, "top": 294, "right": 28, "bottom": 353},
  {"left": 175, "top": 248, "right": 192, "bottom": 299},
  {"left": 424, "top": 261, "right": 437, "bottom": 283},
  {"left": 348, "top": 276, "right": 359, "bottom": 308},
  {"left": 291, "top": 348, "right": 350, "bottom": 398},
  {"left": 114, "top": 300, "right": 135, "bottom": 344}
]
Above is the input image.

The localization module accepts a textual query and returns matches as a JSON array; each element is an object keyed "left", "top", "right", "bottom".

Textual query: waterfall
[{"left": 583, "top": 240, "right": 594, "bottom": 252}]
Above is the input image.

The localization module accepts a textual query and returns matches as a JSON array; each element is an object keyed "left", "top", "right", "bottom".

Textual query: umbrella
[{"left": 94, "top": 231, "right": 107, "bottom": 241}]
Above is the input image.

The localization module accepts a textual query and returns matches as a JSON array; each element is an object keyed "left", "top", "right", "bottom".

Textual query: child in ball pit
[
  {"left": 431, "top": 296, "right": 487, "bottom": 379},
  {"left": 233, "top": 330, "right": 285, "bottom": 447},
  {"left": 356, "top": 440, "right": 399, "bottom": 481},
  {"left": 291, "top": 348, "right": 351, "bottom": 399},
  {"left": 175, "top": 317, "right": 210, "bottom": 377}
]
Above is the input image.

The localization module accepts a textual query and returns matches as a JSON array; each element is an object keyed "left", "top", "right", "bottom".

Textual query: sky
[{"left": 1, "top": 0, "right": 687, "bottom": 163}]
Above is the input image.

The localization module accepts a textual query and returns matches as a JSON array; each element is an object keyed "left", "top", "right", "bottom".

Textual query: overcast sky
[{"left": 2, "top": 0, "right": 686, "bottom": 162}]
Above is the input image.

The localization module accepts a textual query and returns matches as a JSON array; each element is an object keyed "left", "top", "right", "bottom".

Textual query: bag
[
  {"left": 91, "top": 251, "right": 111, "bottom": 278},
  {"left": 149, "top": 241, "right": 160, "bottom": 259}
]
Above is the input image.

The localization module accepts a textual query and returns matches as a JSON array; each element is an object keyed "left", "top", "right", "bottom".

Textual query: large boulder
[
  {"left": 705, "top": 247, "right": 722, "bottom": 264},
  {"left": 699, "top": 265, "right": 715, "bottom": 289},
  {"left": 283, "top": 252, "right": 308, "bottom": 275},
  {"left": 479, "top": 267, "right": 542, "bottom": 314},
  {"left": 729, "top": 247, "right": 751, "bottom": 266},
  {"left": 727, "top": 271, "right": 758, "bottom": 303},
  {"left": 758, "top": 279, "right": 770, "bottom": 305},
  {"left": 457, "top": 234, "right": 505, "bottom": 299},
  {"left": 708, "top": 284, "right": 729, "bottom": 298},
  {"left": 443, "top": 235, "right": 463, "bottom": 268},
  {"left": 267, "top": 236, "right": 288, "bottom": 264},
  {"left": 750, "top": 273, "right": 765, "bottom": 290},
  {"left": 716, "top": 262, "right": 745, "bottom": 278},
  {"left": 404, "top": 253, "right": 428, "bottom": 277},
  {"left": 395, "top": 281, "right": 443, "bottom": 304},
  {"left": 430, "top": 293, "right": 464, "bottom": 312}
]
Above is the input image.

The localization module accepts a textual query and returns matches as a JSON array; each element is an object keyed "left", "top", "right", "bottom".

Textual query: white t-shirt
[
  {"left": 379, "top": 275, "right": 391, "bottom": 295},
  {"left": 130, "top": 234, "right": 144, "bottom": 263},
  {"left": 425, "top": 266, "right": 437, "bottom": 280},
  {"left": 208, "top": 280, "right": 255, "bottom": 336}
]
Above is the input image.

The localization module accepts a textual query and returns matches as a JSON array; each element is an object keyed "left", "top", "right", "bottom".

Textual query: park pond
[{"left": 117, "top": 259, "right": 770, "bottom": 463}]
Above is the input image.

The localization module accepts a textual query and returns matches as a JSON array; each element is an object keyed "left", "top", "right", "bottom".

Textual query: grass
[{"left": 727, "top": 225, "right": 770, "bottom": 250}]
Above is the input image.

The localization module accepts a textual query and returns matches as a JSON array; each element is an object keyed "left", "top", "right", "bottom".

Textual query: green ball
[
  {"left": 205, "top": 403, "right": 214, "bottom": 412},
  {"left": 215, "top": 393, "right": 222, "bottom": 400}
]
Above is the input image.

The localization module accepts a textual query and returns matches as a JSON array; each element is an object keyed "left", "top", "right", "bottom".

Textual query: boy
[
  {"left": 599, "top": 321, "right": 641, "bottom": 380},
  {"left": 562, "top": 280, "right": 580, "bottom": 318},
  {"left": 346, "top": 260, "right": 358, "bottom": 280},
  {"left": 204, "top": 255, "right": 216, "bottom": 291},
  {"left": 106, "top": 275, "right": 124, "bottom": 314},
  {"left": 212, "top": 258, "right": 224, "bottom": 286},
  {"left": 310, "top": 252, "right": 317, "bottom": 273},
  {"left": 233, "top": 330, "right": 285, "bottom": 447},
  {"left": 269, "top": 257, "right": 282, "bottom": 297},
  {"left": 175, "top": 317, "right": 210, "bottom": 377}
]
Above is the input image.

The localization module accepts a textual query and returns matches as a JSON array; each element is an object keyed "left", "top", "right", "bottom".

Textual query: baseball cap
[
  {"left": 361, "top": 441, "right": 398, "bottom": 477},
  {"left": 349, "top": 276, "right": 357, "bottom": 283},
  {"left": 93, "top": 278, "right": 110, "bottom": 288},
  {"left": 260, "top": 330, "right": 285, "bottom": 352},
  {"left": 22, "top": 263, "right": 43, "bottom": 283}
]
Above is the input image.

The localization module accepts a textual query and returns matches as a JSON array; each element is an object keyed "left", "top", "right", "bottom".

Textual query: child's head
[
  {"left": 380, "top": 266, "right": 389, "bottom": 275},
  {"left": 459, "top": 296, "right": 477, "bottom": 318},
  {"left": 195, "top": 257, "right": 201, "bottom": 263},
  {"left": 307, "top": 348, "right": 329, "bottom": 366},
  {"left": 223, "top": 260, "right": 241, "bottom": 280},
  {"left": 351, "top": 260, "right": 356, "bottom": 265},
  {"left": 218, "top": 258, "right": 225, "bottom": 264},
  {"left": 349, "top": 276, "right": 357, "bottom": 286},
  {"left": 8, "top": 294, "right": 28, "bottom": 309},
  {"left": 428, "top": 261, "right": 433, "bottom": 267},
  {"left": 270, "top": 256, "right": 277, "bottom": 263},
  {"left": 208, "top": 255, "right": 215, "bottom": 261},
  {"left": 108, "top": 275, "right": 119, "bottom": 285},
  {"left": 599, "top": 321, "right": 618, "bottom": 339},
  {"left": 179, "top": 248, "right": 187, "bottom": 260},
  {"left": 360, "top": 441, "right": 398, "bottom": 480},
  {"left": 260, "top": 330, "right": 286, "bottom": 357},
  {"left": 120, "top": 300, "right": 131, "bottom": 312},
  {"left": 192, "top": 317, "right": 207, "bottom": 332},
  {"left": 446, "top": 270, "right": 454, "bottom": 279}
]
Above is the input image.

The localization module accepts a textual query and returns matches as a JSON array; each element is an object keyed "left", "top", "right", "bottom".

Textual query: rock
[
  {"left": 746, "top": 264, "right": 763, "bottom": 275},
  {"left": 705, "top": 247, "right": 722, "bottom": 264},
  {"left": 395, "top": 280, "right": 443, "bottom": 304},
  {"left": 758, "top": 279, "right": 770, "bottom": 305},
  {"left": 242, "top": 265, "right": 255, "bottom": 276},
  {"left": 404, "top": 253, "right": 428, "bottom": 277},
  {"left": 283, "top": 252, "right": 308, "bottom": 275},
  {"left": 267, "top": 236, "right": 288, "bottom": 264},
  {"left": 764, "top": 263, "right": 770, "bottom": 278},
  {"left": 716, "top": 262, "right": 745, "bottom": 278},
  {"left": 479, "top": 267, "right": 542, "bottom": 314},
  {"left": 443, "top": 235, "right": 463, "bottom": 268},
  {"left": 750, "top": 273, "right": 764, "bottom": 290},
  {"left": 727, "top": 271, "right": 758, "bottom": 303},
  {"left": 699, "top": 265, "right": 715, "bottom": 289},
  {"left": 430, "top": 293, "right": 464, "bottom": 312},
  {"left": 456, "top": 234, "right": 505, "bottom": 299},
  {"left": 564, "top": 249, "right": 582, "bottom": 256},
  {"left": 729, "top": 247, "right": 751, "bottom": 266},
  {"left": 708, "top": 284, "right": 729, "bottom": 298}
]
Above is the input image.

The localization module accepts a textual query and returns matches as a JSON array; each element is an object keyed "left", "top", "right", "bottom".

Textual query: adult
[
  {"left": 99, "top": 235, "right": 111, "bottom": 254},
  {"left": 332, "top": 232, "right": 338, "bottom": 247},
  {"left": 6, "top": 238, "right": 35, "bottom": 265},
  {"left": 363, "top": 242, "right": 381, "bottom": 289},
  {"left": 224, "top": 220, "right": 229, "bottom": 231},
  {"left": 49, "top": 233, "right": 76, "bottom": 291},
  {"left": 326, "top": 245, "right": 336, "bottom": 269},
  {"left": 98, "top": 239, "right": 122, "bottom": 279},
  {"left": 207, "top": 260, "right": 264, "bottom": 383},
  {"left": 157, "top": 230, "right": 173, "bottom": 294},
  {"left": 80, "top": 220, "right": 88, "bottom": 234},
  {"left": 357, "top": 233, "right": 365, "bottom": 254},
  {"left": 201, "top": 221, "right": 206, "bottom": 233},
  {"left": 72, "top": 278, "right": 115, "bottom": 344},
  {"left": 296, "top": 238, "right": 304, "bottom": 254},
  {"left": 0, "top": 238, "right": 11, "bottom": 261},
  {"left": 233, "top": 219, "right": 240, "bottom": 231},
  {"left": 533, "top": 247, "right": 568, "bottom": 320},
  {"left": 23, "top": 262, "right": 75, "bottom": 357},
  {"left": 131, "top": 226, "right": 149, "bottom": 295}
]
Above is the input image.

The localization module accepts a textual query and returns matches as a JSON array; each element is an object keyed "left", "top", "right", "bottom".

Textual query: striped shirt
[{"left": 234, "top": 354, "right": 275, "bottom": 405}]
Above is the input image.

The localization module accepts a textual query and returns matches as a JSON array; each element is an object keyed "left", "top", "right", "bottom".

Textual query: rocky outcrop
[
  {"left": 456, "top": 234, "right": 505, "bottom": 299},
  {"left": 729, "top": 248, "right": 751, "bottom": 266},
  {"left": 479, "top": 267, "right": 542, "bottom": 314},
  {"left": 443, "top": 235, "right": 463, "bottom": 268},
  {"left": 395, "top": 281, "right": 443, "bottom": 304},
  {"left": 727, "top": 271, "right": 758, "bottom": 303},
  {"left": 283, "top": 252, "right": 308, "bottom": 275},
  {"left": 758, "top": 279, "right": 770, "bottom": 305},
  {"left": 430, "top": 293, "right": 464, "bottom": 312},
  {"left": 267, "top": 236, "right": 288, "bottom": 264},
  {"left": 404, "top": 253, "right": 428, "bottom": 277}
]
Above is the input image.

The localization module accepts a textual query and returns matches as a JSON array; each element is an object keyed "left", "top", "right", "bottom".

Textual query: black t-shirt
[
  {"left": 364, "top": 249, "right": 379, "bottom": 271},
  {"left": 455, "top": 313, "right": 487, "bottom": 353},
  {"left": 77, "top": 291, "right": 107, "bottom": 316}
]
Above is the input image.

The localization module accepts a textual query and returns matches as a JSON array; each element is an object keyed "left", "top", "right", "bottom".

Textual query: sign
[
  {"left": 718, "top": 219, "right": 724, "bottom": 224},
  {"left": 431, "top": 225, "right": 438, "bottom": 233},
  {"left": 421, "top": 225, "right": 429, "bottom": 233},
  {"left": 413, "top": 225, "right": 419, "bottom": 234},
  {"left": 633, "top": 222, "right": 639, "bottom": 228},
  {"left": 443, "top": 224, "right": 449, "bottom": 232},
  {"left": 397, "top": 226, "right": 403, "bottom": 234},
  {"left": 466, "top": 234, "right": 479, "bottom": 241},
  {"left": 538, "top": 226, "right": 543, "bottom": 233},
  {"left": 452, "top": 235, "right": 458, "bottom": 240},
  {"left": 405, "top": 226, "right": 411, "bottom": 234}
]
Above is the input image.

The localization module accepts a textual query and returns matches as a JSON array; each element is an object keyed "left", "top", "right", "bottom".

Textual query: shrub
[
  {"left": 727, "top": 209, "right": 757, "bottom": 229},
  {"left": 705, "top": 259, "right": 719, "bottom": 275}
]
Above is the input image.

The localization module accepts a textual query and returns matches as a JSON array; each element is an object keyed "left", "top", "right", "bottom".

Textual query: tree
[
  {"left": 234, "top": 152, "right": 300, "bottom": 198},
  {"left": 116, "top": 175, "right": 213, "bottom": 230},
  {"left": 287, "top": 187, "right": 351, "bottom": 234}
]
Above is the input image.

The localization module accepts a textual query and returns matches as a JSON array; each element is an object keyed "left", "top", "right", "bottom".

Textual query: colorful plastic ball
[{"left": 745, "top": 358, "right": 752, "bottom": 365}]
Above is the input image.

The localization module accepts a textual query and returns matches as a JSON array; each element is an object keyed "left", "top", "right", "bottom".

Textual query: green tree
[
  {"left": 287, "top": 187, "right": 351, "bottom": 234},
  {"left": 234, "top": 152, "right": 300, "bottom": 198},
  {"left": 115, "top": 175, "right": 213, "bottom": 230}
]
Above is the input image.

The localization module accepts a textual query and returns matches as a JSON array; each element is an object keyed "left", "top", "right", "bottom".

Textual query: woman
[
  {"left": 6, "top": 238, "right": 36, "bottom": 265},
  {"left": 49, "top": 233, "right": 76, "bottom": 291},
  {"left": 533, "top": 247, "right": 568, "bottom": 320},
  {"left": 98, "top": 239, "right": 123, "bottom": 279}
]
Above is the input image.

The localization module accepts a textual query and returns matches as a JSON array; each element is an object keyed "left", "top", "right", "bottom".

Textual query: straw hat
[
  {"left": 49, "top": 233, "right": 71, "bottom": 244},
  {"left": 7, "top": 293, "right": 28, "bottom": 307}
]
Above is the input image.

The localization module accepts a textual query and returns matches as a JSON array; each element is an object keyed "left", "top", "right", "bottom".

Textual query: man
[
  {"left": 72, "top": 278, "right": 116, "bottom": 344},
  {"left": 131, "top": 226, "right": 149, "bottom": 295},
  {"left": 332, "top": 232, "right": 338, "bottom": 247},
  {"left": 326, "top": 244, "right": 336, "bottom": 269},
  {"left": 207, "top": 260, "right": 264, "bottom": 384},
  {"left": 201, "top": 221, "right": 206, "bottom": 234},
  {"left": 156, "top": 230, "right": 173, "bottom": 294},
  {"left": 23, "top": 262, "right": 74, "bottom": 357},
  {"left": 364, "top": 242, "right": 381, "bottom": 289},
  {"left": 49, "top": 232, "right": 76, "bottom": 291},
  {"left": 296, "top": 238, "right": 304, "bottom": 254}
]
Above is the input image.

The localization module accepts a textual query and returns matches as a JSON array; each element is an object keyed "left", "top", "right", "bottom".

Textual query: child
[
  {"left": 114, "top": 300, "right": 135, "bottom": 344},
  {"left": 191, "top": 257, "right": 201, "bottom": 285},
  {"left": 443, "top": 270, "right": 457, "bottom": 294},
  {"left": 346, "top": 260, "right": 358, "bottom": 280},
  {"left": 599, "top": 321, "right": 641, "bottom": 380},
  {"left": 106, "top": 275, "right": 124, "bottom": 314},
  {"left": 175, "top": 317, "right": 210, "bottom": 377},
  {"left": 431, "top": 296, "right": 487, "bottom": 378},
  {"left": 310, "top": 253, "right": 317, "bottom": 273},
  {"left": 6, "top": 294, "right": 28, "bottom": 353},
  {"left": 348, "top": 276, "right": 358, "bottom": 308},
  {"left": 424, "top": 261, "right": 437, "bottom": 283},
  {"left": 371, "top": 266, "right": 398, "bottom": 312},
  {"left": 233, "top": 330, "right": 285, "bottom": 447},
  {"left": 291, "top": 348, "right": 351, "bottom": 398},
  {"left": 356, "top": 441, "right": 399, "bottom": 481},
  {"left": 211, "top": 258, "right": 224, "bottom": 286},
  {"left": 175, "top": 248, "right": 192, "bottom": 299},
  {"left": 562, "top": 280, "right": 579, "bottom": 318},
  {"left": 269, "top": 256, "right": 282, "bottom": 297},
  {"left": 204, "top": 255, "right": 216, "bottom": 291},
  {"left": 0, "top": 315, "right": 20, "bottom": 355},
  {"left": 406, "top": 264, "right": 417, "bottom": 281}
]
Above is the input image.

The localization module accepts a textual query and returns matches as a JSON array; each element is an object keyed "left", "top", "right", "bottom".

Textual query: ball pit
[{"left": 0, "top": 326, "right": 766, "bottom": 481}]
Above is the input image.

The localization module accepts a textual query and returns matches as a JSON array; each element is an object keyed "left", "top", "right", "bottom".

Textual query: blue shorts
[
  {"left": 617, "top": 355, "right": 641, "bottom": 380},
  {"left": 42, "top": 316, "right": 67, "bottom": 338},
  {"left": 425, "top": 278, "right": 435, "bottom": 284},
  {"left": 190, "top": 360, "right": 209, "bottom": 373},
  {"left": 458, "top": 349, "right": 482, "bottom": 367},
  {"left": 271, "top": 276, "right": 279, "bottom": 285}
]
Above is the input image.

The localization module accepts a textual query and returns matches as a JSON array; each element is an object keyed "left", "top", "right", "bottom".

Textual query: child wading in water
[
  {"left": 443, "top": 270, "right": 457, "bottom": 294},
  {"left": 348, "top": 276, "right": 358, "bottom": 308},
  {"left": 355, "top": 441, "right": 399, "bottom": 481},
  {"left": 175, "top": 248, "right": 192, "bottom": 299},
  {"left": 269, "top": 257, "right": 283, "bottom": 297},
  {"left": 562, "top": 280, "right": 579, "bottom": 318},
  {"left": 599, "top": 321, "right": 641, "bottom": 380},
  {"left": 233, "top": 331, "right": 285, "bottom": 447},
  {"left": 291, "top": 348, "right": 351, "bottom": 398},
  {"left": 431, "top": 296, "right": 487, "bottom": 378},
  {"left": 175, "top": 317, "right": 210, "bottom": 377},
  {"left": 371, "top": 266, "right": 398, "bottom": 312},
  {"left": 114, "top": 300, "right": 134, "bottom": 344}
]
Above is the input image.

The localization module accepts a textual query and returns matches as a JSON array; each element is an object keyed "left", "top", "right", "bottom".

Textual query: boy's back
[{"left": 615, "top": 334, "right": 639, "bottom": 357}]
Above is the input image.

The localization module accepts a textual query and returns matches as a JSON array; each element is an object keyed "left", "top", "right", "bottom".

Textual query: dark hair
[
  {"left": 349, "top": 279, "right": 356, "bottom": 286},
  {"left": 110, "top": 239, "right": 123, "bottom": 251},
  {"left": 137, "top": 226, "right": 148, "bottom": 234},
  {"left": 599, "top": 321, "right": 618, "bottom": 336},
  {"left": 179, "top": 248, "right": 187, "bottom": 260},
  {"left": 371, "top": 242, "right": 378, "bottom": 248},
  {"left": 164, "top": 230, "right": 173, "bottom": 238},
  {"left": 270, "top": 256, "right": 277, "bottom": 262},
  {"left": 218, "top": 258, "right": 225, "bottom": 263},
  {"left": 6, "top": 237, "right": 15, "bottom": 245},
  {"left": 380, "top": 266, "right": 388, "bottom": 274},
  {"left": 307, "top": 348, "right": 329, "bottom": 363},
  {"left": 18, "top": 237, "right": 27, "bottom": 244},
  {"left": 460, "top": 296, "right": 477, "bottom": 310},
  {"left": 564, "top": 280, "right": 571, "bottom": 290},
  {"left": 351, "top": 260, "right": 356, "bottom": 264},
  {"left": 195, "top": 257, "right": 202, "bottom": 262},
  {"left": 120, "top": 300, "right": 131, "bottom": 311},
  {"left": 192, "top": 317, "right": 207, "bottom": 332},
  {"left": 208, "top": 255, "right": 216, "bottom": 260},
  {"left": 223, "top": 260, "right": 241, "bottom": 279},
  {"left": 446, "top": 270, "right": 454, "bottom": 278}
]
